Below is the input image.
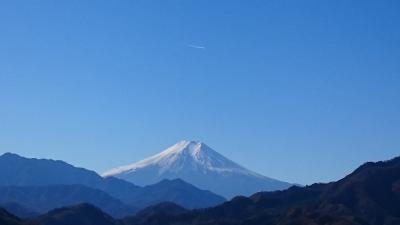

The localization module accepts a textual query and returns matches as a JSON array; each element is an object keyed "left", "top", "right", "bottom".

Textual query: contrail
[{"left": 185, "top": 44, "right": 206, "bottom": 50}]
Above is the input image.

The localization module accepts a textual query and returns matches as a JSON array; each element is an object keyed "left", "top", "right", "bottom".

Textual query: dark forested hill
[
  {"left": 122, "top": 156, "right": 400, "bottom": 225},
  {"left": 35, "top": 203, "right": 117, "bottom": 225},
  {"left": 1, "top": 156, "right": 399, "bottom": 225},
  {"left": 0, "top": 185, "right": 134, "bottom": 218}
]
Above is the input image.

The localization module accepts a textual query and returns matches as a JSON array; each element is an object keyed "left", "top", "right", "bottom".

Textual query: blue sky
[{"left": 0, "top": 0, "right": 399, "bottom": 185}]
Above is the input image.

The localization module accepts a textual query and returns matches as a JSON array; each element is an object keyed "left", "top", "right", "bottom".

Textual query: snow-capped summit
[
  {"left": 104, "top": 140, "right": 256, "bottom": 177},
  {"left": 103, "top": 141, "right": 292, "bottom": 198}
]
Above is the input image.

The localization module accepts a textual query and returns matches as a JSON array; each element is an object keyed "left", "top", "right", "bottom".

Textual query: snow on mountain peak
[
  {"left": 162, "top": 140, "right": 203, "bottom": 156},
  {"left": 103, "top": 140, "right": 255, "bottom": 177},
  {"left": 103, "top": 140, "right": 292, "bottom": 198}
]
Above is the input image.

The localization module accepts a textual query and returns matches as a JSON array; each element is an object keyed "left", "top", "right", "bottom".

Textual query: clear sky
[{"left": 0, "top": 0, "right": 399, "bottom": 185}]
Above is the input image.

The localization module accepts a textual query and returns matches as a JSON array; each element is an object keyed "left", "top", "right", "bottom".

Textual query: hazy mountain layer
[
  {"left": 0, "top": 185, "right": 134, "bottom": 218},
  {"left": 0, "top": 153, "right": 225, "bottom": 216},
  {"left": 1, "top": 155, "right": 400, "bottom": 225}
]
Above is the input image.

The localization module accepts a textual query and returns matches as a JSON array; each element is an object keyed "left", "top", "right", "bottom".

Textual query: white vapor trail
[{"left": 185, "top": 44, "right": 206, "bottom": 50}]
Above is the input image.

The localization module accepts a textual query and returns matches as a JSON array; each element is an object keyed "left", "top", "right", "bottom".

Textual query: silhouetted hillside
[
  {"left": 0, "top": 207, "right": 38, "bottom": 225},
  {"left": 0, "top": 202, "right": 38, "bottom": 218},
  {"left": 122, "top": 156, "right": 400, "bottom": 225},
  {"left": 0, "top": 185, "right": 134, "bottom": 218},
  {"left": 35, "top": 203, "right": 116, "bottom": 225},
  {"left": 1, "top": 156, "right": 399, "bottom": 225},
  {"left": 0, "top": 153, "right": 225, "bottom": 215},
  {"left": 123, "top": 202, "right": 188, "bottom": 225}
]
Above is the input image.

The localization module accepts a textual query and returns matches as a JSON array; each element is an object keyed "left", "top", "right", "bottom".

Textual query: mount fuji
[{"left": 103, "top": 140, "right": 292, "bottom": 198}]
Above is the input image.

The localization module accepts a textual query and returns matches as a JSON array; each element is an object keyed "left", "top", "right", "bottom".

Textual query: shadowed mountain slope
[
  {"left": 2, "top": 156, "right": 399, "bottom": 225},
  {"left": 0, "top": 202, "right": 39, "bottom": 218},
  {"left": 0, "top": 207, "right": 40, "bottom": 225},
  {"left": 121, "top": 156, "right": 400, "bottom": 225},
  {"left": 0, "top": 153, "right": 141, "bottom": 202},
  {"left": 35, "top": 203, "right": 116, "bottom": 225},
  {"left": 123, "top": 202, "right": 188, "bottom": 225},
  {"left": 128, "top": 179, "right": 225, "bottom": 209},
  {"left": 0, "top": 153, "right": 226, "bottom": 215},
  {"left": 0, "top": 185, "right": 135, "bottom": 218}
]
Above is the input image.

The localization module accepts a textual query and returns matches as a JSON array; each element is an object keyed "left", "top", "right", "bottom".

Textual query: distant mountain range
[
  {"left": 0, "top": 185, "right": 133, "bottom": 218},
  {"left": 103, "top": 140, "right": 292, "bottom": 198},
  {"left": 121, "top": 155, "right": 400, "bottom": 225},
  {"left": 1, "top": 155, "right": 399, "bottom": 225},
  {"left": 0, "top": 202, "right": 38, "bottom": 218},
  {"left": 0, "top": 152, "right": 225, "bottom": 217},
  {"left": 2, "top": 144, "right": 399, "bottom": 225}
]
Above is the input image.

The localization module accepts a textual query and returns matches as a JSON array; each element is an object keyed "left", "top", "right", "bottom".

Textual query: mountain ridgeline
[
  {"left": 121, "top": 155, "right": 400, "bottom": 225},
  {"left": 1, "top": 143, "right": 399, "bottom": 225},
  {"left": 104, "top": 140, "right": 291, "bottom": 198},
  {"left": 1, "top": 155, "right": 399, "bottom": 225},
  {"left": 0, "top": 152, "right": 225, "bottom": 217}
]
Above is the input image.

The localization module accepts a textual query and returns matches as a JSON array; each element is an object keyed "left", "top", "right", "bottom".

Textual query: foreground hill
[
  {"left": 123, "top": 202, "right": 188, "bottom": 225},
  {"left": 104, "top": 140, "right": 291, "bottom": 198},
  {"left": 35, "top": 203, "right": 116, "bottom": 225},
  {"left": 0, "top": 207, "right": 41, "bottom": 225},
  {"left": 0, "top": 185, "right": 134, "bottom": 218},
  {"left": 0, "top": 208, "right": 26, "bottom": 225},
  {"left": 0, "top": 153, "right": 225, "bottom": 217},
  {"left": 126, "top": 156, "right": 400, "bottom": 225},
  {"left": 2, "top": 155, "right": 399, "bottom": 225},
  {"left": 0, "top": 202, "right": 39, "bottom": 218}
]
